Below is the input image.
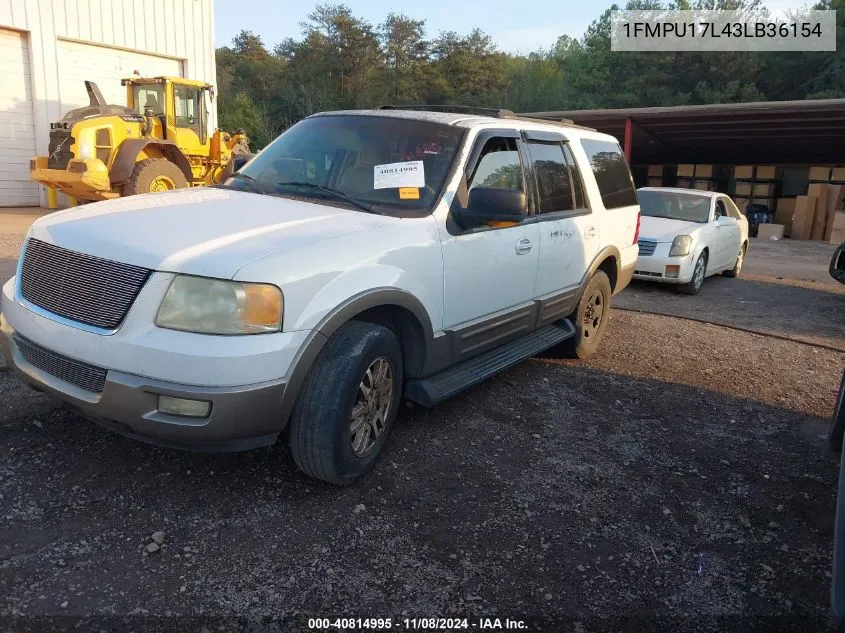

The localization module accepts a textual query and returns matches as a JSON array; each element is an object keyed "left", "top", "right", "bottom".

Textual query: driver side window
[
  {"left": 715, "top": 199, "right": 727, "bottom": 220},
  {"left": 468, "top": 138, "right": 524, "bottom": 192}
]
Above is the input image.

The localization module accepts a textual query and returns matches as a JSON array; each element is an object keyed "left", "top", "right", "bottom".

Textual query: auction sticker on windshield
[{"left": 374, "top": 161, "right": 425, "bottom": 189}]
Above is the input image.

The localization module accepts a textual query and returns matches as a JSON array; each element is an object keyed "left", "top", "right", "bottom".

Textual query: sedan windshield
[
  {"left": 229, "top": 115, "right": 465, "bottom": 214},
  {"left": 637, "top": 190, "right": 711, "bottom": 223}
]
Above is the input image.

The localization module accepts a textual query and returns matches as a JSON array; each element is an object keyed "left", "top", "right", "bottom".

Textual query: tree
[
  {"left": 215, "top": 0, "right": 845, "bottom": 141},
  {"left": 380, "top": 13, "right": 428, "bottom": 101}
]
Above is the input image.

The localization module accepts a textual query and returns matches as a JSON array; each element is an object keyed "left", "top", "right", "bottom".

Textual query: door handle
[
  {"left": 515, "top": 237, "right": 533, "bottom": 255},
  {"left": 584, "top": 226, "right": 598, "bottom": 239}
]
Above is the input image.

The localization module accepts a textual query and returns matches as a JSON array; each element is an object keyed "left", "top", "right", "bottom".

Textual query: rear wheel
[
  {"left": 122, "top": 158, "right": 189, "bottom": 196},
  {"left": 723, "top": 243, "right": 746, "bottom": 278},
  {"left": 548, "top": 270, "right": 612, "bottom": 360},
  {"left": 829, "top": 369, "right": 845, "bottom": 453},
  {"left": 289, "top": 321, "right": 404, "bottom": 485}
]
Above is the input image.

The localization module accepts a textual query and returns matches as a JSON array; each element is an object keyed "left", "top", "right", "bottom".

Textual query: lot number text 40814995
[{"left": 307, "top": 617, "right": 528, "bottom": 630}]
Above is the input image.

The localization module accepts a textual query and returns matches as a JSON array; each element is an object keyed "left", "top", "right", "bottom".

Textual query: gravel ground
[{"left": 1, "top": 310, "right": 843, "bottom": 632}]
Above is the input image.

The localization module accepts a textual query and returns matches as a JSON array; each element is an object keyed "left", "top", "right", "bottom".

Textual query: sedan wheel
[{"left": 678, "top": 252, "right": 707, "bottom": 295}]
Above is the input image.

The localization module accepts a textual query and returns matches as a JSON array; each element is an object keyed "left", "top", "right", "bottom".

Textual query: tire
[
  {"left": 122, "top": 158, "right": 189, "bottom": 196},
  {"left": 677, "top": 252, "right": 707, "bottom": 295},
  {"left": 289, "top": 321, "right": 404, "bottom": 486},
  {"left": 829, "top": 369, "right": 845, "bottom": 453},
  {"left": 723, "top": 243, "right": 746, "bottom": 278},
  {"left": 551, "top": 270, "right": 612, "bottom": 360}
]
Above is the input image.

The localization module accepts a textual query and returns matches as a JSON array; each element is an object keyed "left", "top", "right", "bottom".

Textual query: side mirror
[
  {"left": 716, "top": 215, "right": 733, "bottom": 225},
  {"left": 459, "top": 187, "right": 527, "bottom": 228}
]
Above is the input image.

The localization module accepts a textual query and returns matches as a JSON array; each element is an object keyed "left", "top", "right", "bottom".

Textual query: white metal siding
[
  {"left": 0, "top": 0, "right": 216, "bottom": 207},
  {"left": 57, "top": 40, "right": 183, "bottom": 113},
  {"left": 0, "top": 28, "right": 38, "bottom": 206}
]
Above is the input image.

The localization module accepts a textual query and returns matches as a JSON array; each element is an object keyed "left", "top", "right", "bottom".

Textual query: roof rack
[
  {"left": 377, "top": 104, "right": 593, "bottom": 130},
  {"left": 378, "top": 104, "right": 517, "bottom": 117}
]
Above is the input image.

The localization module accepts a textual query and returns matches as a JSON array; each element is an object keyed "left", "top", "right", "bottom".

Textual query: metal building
[{"left": 0, "top": 0, "right": 217, "bottom": 207}]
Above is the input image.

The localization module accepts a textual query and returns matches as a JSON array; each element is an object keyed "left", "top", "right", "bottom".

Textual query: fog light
[
  {"left": 158, "top": 396, "right": 211, "bottom": 418},
  {"left": 665, "top": 265, "right": 681, "bottom": 279}
]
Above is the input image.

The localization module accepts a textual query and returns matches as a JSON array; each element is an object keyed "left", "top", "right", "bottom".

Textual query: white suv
[{"left": 1, "top": 107, "right": 640, "bottom": 485}]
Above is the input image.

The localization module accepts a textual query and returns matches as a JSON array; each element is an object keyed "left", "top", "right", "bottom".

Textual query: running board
[{"left": 405, "top": 319, "right": 576, "bottom": 408}]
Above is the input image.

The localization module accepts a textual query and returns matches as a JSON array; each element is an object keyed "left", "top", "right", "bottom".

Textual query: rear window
[{"left": 580, "top": 139, "right": 638, "bottom": 209}]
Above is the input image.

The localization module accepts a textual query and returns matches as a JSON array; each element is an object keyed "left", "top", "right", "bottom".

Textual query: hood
[
  {"left": 29, "top": 188, "right": 393, "bottom": 279},
  {"left": 639, "top": 215, "right": 704, "bottom": 243}
]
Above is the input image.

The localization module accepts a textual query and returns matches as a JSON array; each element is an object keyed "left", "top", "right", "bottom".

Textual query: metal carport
[{"left": 521, "top": 99, "right": 845, "bottom": 166}]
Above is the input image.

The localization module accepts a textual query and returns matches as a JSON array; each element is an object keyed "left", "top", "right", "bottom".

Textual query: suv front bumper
[{"left": 0, "top": 313, "right": 287, "bottom": 452}]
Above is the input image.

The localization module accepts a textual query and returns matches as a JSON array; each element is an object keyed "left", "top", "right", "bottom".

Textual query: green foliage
[{"left": 216, "top": 2, "right": 844, "bottom": 148}]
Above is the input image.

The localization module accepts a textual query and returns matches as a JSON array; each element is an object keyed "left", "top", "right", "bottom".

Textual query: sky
[{"left": 215, "top": 0, "right": 814, "bottom": 55}]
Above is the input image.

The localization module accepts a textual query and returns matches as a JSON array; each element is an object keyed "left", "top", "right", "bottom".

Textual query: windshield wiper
[
  {"left": 219, "top": 171, "right": 269, "bottom": 194},
  {"left": 275, "top": 181, "right": 381, "bottom": 215}
]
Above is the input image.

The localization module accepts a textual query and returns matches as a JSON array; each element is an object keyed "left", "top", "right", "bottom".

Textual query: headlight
[
  {"left": 155, "top": 275, "right": 282, "bottom": 334},
  {"left": 669, "top": 235, "right": 693, "bottom": 257}
]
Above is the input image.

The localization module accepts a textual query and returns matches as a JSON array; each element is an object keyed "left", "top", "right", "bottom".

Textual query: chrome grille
[
  {"left": 20, "top": 239, "right": 151, "bottom": 330},
  {"left": 14, "top": 335, "right": 107, "bottom": 393},
  {"left": 638, "top": 239, "right": 657, "bottom": 256}
]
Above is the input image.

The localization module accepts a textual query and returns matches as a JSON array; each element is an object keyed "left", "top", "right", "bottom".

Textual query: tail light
[{"left": 633, "top": 211, "right": 641, "bottom": 245}]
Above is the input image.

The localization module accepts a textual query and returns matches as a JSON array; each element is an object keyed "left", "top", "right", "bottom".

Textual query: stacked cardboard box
[
  {"left": 773, "top": 198, "right": 797, "bottom": 237},
  {"left": 809, "top": 166, "right": 832, "bottom": 182},
  {"left": 791, "top": 196, "right": 817, "bottom": 240},
  {"left": 733, "top": 165, "right": 779, "bottom": 214},
  {"left": 790, "top": 184, "right": 845, "bottom": 242},
  {"left": 832, "top": 212, "right": 845, "bottom": 245},
  {"left": 647, "top": 165, "right": 663, "bottom": 187}
]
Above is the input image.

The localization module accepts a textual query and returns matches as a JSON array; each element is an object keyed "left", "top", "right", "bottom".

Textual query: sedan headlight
[
  {"left": 156, "top": 275, "right": 282, "bottom": 334},
  {"left": 669, "top": 235, "right": 693, "bottom": 257}
]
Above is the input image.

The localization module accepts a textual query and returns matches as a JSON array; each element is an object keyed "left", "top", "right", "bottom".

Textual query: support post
[
  {"left": 623, "top": 117, "right": 633, "bottom": 163},
  {"left": 46, "top": 187, "right": 58, "bottom": 210}
]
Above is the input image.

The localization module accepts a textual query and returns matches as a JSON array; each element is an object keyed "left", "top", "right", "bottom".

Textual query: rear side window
[
  {"left": 580, "top": 139, "right": 638, "bottom": 209},
  {"left": 527, "top": 142, "right": 588, "bottom": 214}
]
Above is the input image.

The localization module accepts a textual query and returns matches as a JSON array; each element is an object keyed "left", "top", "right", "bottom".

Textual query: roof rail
[
  {"left": 379, "top": 104, "right": 516, "bottom": 118},
  {"left": 378, "top": 104, "right": 594, "bottom": 130}
]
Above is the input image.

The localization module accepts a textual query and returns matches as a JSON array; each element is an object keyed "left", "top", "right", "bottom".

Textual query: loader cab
[{"left": 124, "top": 77, "right": 211, "bottom": 153}]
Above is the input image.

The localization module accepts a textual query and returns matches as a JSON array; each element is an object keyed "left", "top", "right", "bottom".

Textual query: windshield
[
  {"left": 133, "top": 84, "right": 165, "bottom": 116},
  {"left": 637, "top": 189, "right": 712, "bottom": 223},
  {"left": 231, "top": 115, "right": 465, "bottom": 214}
]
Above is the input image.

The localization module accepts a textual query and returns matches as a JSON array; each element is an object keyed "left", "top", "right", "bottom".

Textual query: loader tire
[{"left": 122, "top": 158, "right": 189, "bottom": 196}]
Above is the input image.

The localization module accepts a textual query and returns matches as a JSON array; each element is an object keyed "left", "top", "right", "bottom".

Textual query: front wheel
[
  {"left": 289, "top": 321, "right": 404, "bottom": 486},
  {"left": 678, "top": 252, "right": 707, "bottom": 295},
  {"left": 122, "top": 158, "right": 189, "bottom": 196}
]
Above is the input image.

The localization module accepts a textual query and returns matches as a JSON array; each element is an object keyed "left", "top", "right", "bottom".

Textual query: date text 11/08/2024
[
  {"left": 620, "top": 21, "right": 823, "bottom": 38},
  {"left": 307, "top": 618, "right": 528, "bottom": 630}
]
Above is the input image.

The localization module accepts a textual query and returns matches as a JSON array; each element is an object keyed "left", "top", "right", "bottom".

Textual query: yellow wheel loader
[{"left": 30, "top": 77, "right": 251, "bottom": 203}]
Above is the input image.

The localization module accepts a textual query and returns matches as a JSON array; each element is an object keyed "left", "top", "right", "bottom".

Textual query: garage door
[
  {"left": 0, "top": 29, "right": 38, "bottom": 207},
  {"left": 57, "top": 40, "right": 183, "bottom": 113}
]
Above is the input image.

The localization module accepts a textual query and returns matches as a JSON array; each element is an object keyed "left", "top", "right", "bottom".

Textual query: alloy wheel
[{"left": 350, "top": 357, "right": 394, "bottom": 457}]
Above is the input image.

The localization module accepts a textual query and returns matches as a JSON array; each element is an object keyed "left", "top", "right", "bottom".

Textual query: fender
[
  {"left": 276, "top": 288, "right": 435, "bottom": 428},
  {"left": 110, "top": 139, "right": 193, "bottom": 185},
  {"left": 580, "top": 245, "right": 622, "bottom": 294}
]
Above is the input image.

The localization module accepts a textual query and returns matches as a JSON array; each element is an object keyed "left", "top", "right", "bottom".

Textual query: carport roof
[{"left": 520, "top": 99, "right": 845, "bottom": 165}]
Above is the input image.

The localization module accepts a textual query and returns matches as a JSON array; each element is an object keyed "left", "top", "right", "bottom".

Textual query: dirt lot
[{"left": 0, "top": 224, "right": 844, "bottom": 632}]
